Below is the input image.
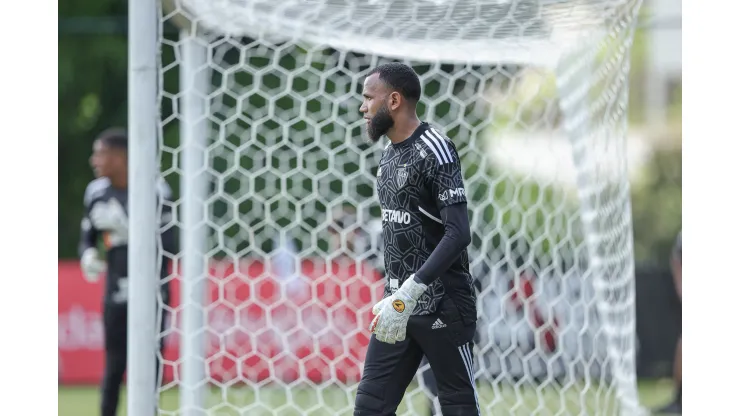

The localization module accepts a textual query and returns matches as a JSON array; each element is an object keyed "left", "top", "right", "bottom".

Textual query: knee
[
  {"left": 439, "top": 391, "right": 479, "bottom": 416},
  {"left": 354, "top": 380, "right": 387, "bottom": 416}
]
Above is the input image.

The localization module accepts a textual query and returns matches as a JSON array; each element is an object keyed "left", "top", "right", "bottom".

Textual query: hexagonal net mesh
[{"left": 153, "top": 0, "right": 645, "bottom": 415}]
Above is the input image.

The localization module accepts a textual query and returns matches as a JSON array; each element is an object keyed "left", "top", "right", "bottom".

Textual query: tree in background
[
  {"left": 631, "top": 128, "right": 682, "bottom": 263},
  {"left": 59, "top": 0, "right": 128, "bottom": 258},
  {"left": 58, "top": 4, "right": 680, "bottom": 265}
]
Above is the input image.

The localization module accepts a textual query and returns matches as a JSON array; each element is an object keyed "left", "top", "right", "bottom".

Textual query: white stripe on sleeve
[
  {"left": 421, "top": 134, "right": 446, "bottom": 165},
  {"left": 430, "top": 128, "right": 455, "bottom": 163}
]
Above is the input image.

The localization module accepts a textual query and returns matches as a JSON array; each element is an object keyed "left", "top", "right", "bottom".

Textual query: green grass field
[{"left": 59, "top": 379, "right": 675, "bottom": 415}]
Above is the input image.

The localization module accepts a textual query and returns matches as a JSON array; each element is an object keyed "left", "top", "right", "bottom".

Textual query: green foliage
[
  {"left": 59, "top": 0, "right": 130, "bottom": 258},
  {"left": 461, "top": 152, "right": 579, "bottom": 272},
  {"left": 630, "top": 134, "right": 682, "bottom": 262},
  {"left": 58, "top": 6, "right": 678, "bottom": 267}
]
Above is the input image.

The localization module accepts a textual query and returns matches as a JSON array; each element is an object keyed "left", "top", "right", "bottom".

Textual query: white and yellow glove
[
  {"left": 369, "top": 275, "right": 427, "bottom": 344},
  {"left": 80, "top": 247, "right": 106, "bottom": 283}
]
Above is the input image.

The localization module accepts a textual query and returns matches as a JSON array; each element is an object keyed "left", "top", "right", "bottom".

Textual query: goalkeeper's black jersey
[
  {"left": 376, "top": 122, "right": 477, "bottom": 323},
  {"left": 79, "top": 177, "right": 175, "bottom": 306}
]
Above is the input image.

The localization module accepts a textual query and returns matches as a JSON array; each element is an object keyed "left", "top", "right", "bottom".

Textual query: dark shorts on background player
[
  {"left": 100, "top": 303, "right": 167, "bottom": 416},
  {"left": 354, "top": 297, "right": 480, "bottom": 416}
]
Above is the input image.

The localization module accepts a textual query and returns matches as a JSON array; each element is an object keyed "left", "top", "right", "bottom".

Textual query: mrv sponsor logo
[
  {"left": 438, "top": 187, "right": 466, "bottom": 201},
  {"left": 382, "top": 209, "right": 411, "bottom": 224}
]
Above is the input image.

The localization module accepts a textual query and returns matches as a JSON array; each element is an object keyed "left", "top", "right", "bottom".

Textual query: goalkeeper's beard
[{"left": 367, "top": 104, "right": 394, "bottom": 143}]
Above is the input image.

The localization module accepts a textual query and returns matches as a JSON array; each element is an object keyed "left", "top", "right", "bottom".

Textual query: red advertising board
[{"left": 58, "top": 258, "right": 384, "bottom": 385}]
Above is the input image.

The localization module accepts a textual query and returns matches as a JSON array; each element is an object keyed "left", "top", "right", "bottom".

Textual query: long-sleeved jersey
[
  {"left": 79, "top": 177, "right": 176, "bottom": 306},
  {"left": 376, "top": 122, "right": 477, "bottom": 325}
]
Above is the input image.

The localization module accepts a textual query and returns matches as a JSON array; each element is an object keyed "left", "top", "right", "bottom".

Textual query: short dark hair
[
  {"left": 369, "top": 62, "right": 422, "bottom": 104},
  {"left": 96, "top": 127, "right": 128, "bottom": 151}
]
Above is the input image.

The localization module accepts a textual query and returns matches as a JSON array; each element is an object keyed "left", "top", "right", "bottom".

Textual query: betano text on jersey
[{"left": 376, "top": 122, "right": 476, "bottom": 325}]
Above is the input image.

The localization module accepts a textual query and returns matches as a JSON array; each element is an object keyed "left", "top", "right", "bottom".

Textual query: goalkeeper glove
[
  {"left": 369, "top": 275, "right": 427, "bottom": 344},
  {"left": 80, "top": 247, "right": 106, "bottom": 283}
]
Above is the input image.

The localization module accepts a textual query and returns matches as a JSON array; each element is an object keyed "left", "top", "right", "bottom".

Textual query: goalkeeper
[
  {"left": 354, "top": 62, "right": 479, "bottom": 416},
  {"left": 78, "top": 128, "right": 176, "bottom": 416}
]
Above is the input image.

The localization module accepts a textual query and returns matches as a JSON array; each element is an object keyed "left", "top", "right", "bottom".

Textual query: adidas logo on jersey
[{"left": 431, "top": 318, "right": 447, "bottom": 329}]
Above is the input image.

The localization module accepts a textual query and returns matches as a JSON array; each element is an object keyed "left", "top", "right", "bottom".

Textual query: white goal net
[{"left": 152, "top": 0, "right": 645, "bottom": 415}]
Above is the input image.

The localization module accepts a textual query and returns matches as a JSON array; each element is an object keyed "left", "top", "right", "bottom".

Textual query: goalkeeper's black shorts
[{"left": 354, "top": 297, "right": 480, "bottom": 416}]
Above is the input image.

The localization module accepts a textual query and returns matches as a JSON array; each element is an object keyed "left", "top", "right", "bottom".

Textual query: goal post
[
  {"left": 179, "top": 30, "right": 210, "bottom": 416},
  {"left": 129, "top": 0, "right": 647, "bottom": 414},
  {"left": 126, "top": 0, "right": 161, "bottom": 415}
]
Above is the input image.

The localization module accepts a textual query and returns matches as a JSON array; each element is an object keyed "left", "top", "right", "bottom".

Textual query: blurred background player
[
  {"left": 653, "top": 230, "right": 682, "bottom": 415},
  {"left": 78, "top": 128, "right": 177, "bottom": 416}
]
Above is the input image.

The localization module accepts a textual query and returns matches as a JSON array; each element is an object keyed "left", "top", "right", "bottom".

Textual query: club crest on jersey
[
  {"left": 396, "top": 166, "right": 408, "bottom": 187},
  {"left": 414, "top": 142, "right": 427, "bottom": 158}
]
